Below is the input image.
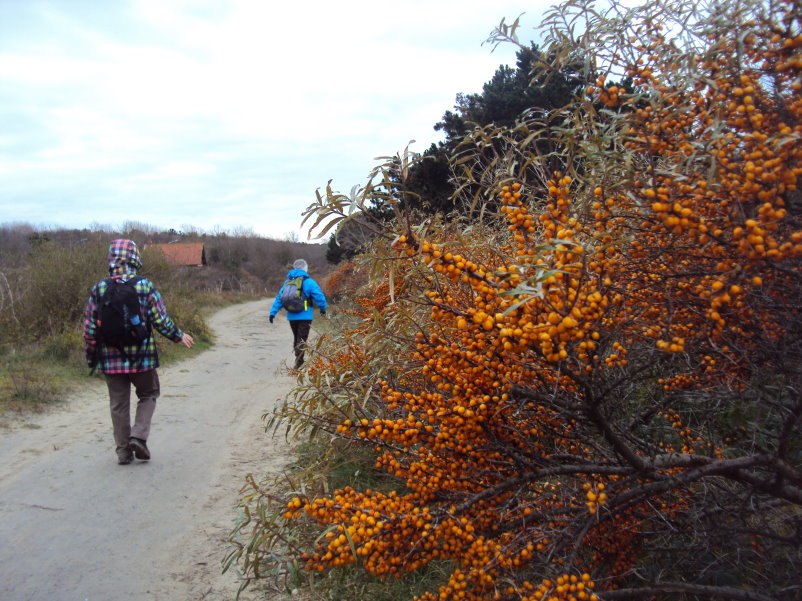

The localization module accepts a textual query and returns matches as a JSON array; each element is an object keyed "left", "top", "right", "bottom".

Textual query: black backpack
[
  {"left": 280, "top": 276, "right": 308, "bottom": 312},
  {"left": 98, "top": 276, "right": 150, "bottom": 352}
]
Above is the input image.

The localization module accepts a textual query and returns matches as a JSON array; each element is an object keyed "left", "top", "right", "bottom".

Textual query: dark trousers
[
  {"left": 104, "top": 370, "right": 160, "bottom": 455},
  {"left": 289, "top": 320, "right": 312, "bottom": 368}
]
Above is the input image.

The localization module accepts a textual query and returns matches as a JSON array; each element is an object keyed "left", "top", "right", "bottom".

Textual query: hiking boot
[
  {"left": 117, "top": 449, "right": 134, "bottom": 465},
  {"left": 129, "top": 437, "right": 150, "bottom": 461},
  {"left": 293, "top": 358, "right": 305, "bottom": 370}
]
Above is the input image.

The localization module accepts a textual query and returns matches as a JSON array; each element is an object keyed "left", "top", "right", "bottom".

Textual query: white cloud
[{"left": 0, "top": 0, "right": 548, "bottom": 238}]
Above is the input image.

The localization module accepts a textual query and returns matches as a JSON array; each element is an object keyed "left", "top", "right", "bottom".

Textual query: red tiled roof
[{"left": 146, "top": 243, "right": 206, "bottom": 266}]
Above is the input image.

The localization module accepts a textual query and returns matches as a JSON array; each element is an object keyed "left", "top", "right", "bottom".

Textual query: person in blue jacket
[{"left": 269, "top": 259, "right": 328, "bottom": 369}]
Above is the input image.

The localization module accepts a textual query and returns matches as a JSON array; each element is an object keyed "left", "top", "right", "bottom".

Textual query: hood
[
  {"left": 286, "top": 268, "right": 309, "bottom": 279},
  {"left": 107, "top": 239, "right": 142, "bottom": 276}
]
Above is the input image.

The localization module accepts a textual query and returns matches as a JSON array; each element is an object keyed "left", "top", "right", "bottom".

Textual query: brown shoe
[
  {"left": 129, "top": 438, "right": 150, "bottom": 460},
  {"left": 117, "top": 449, "right": 134, "bottom": 465}
]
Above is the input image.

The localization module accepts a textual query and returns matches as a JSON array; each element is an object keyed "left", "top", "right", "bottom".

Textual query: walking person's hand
[
  {"left": 269, "top": 315, "right": 274, "bottom": 324},
  {"left": 180, "top": 333, "right": 195, "bottom": 348}
]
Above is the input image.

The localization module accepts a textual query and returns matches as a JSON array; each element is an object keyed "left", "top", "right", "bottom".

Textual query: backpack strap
[
  {"left": 297, "top": 275, "right": 309, "bottom": 310},
  {"left": 127, "top": 276, "right": 150, "bottom": 329}
]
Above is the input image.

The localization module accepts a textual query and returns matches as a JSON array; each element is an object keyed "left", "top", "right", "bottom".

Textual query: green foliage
[
  {"left": 42, "top": 329, "right": 85, "bottom": 363},
  {"left": 436, "top": 44, "right": 585, "bottom": 140},
  {"left": 11, "top": 239, "right": 108, "bottom": 342},
  {"left": 1, "top": 363, "right": 61, "bottom": 406},
  {"left": 325, "top": 235, "right": 345, "bottom": 264},
  {"left": 0, "top": 347, "right": 80, "bottom": 414},
  {"left": 398, "top": 43, "right": 589, "bottom": 216},
  {"left": 313, "top": 561, "right": 454, "bottom": 601},
  {"left": 160, "top": 288, "right": 213, "bottom": 343},
  {"left": 298, "top": 437, "right": 405, "bottom": 498}
]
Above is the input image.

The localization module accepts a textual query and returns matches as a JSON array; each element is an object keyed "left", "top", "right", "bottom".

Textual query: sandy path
[{"left": 0, "top": 299, "right": 298, "bottom": 601}]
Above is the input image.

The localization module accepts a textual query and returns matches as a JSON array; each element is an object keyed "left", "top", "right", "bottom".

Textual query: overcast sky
[{"left": 0, "top": 0, "right": 550, "bottom": 241}]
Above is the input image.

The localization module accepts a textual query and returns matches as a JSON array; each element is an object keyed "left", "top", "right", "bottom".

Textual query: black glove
[
  {"left": 269, "top": 315, "right": 274, "bottom": 324},
  {"left": 320, "top": 310, "right": 327, "bottom": 316},
  {"left": 87, "top": 354, "right": 99, "bottom": 376}
]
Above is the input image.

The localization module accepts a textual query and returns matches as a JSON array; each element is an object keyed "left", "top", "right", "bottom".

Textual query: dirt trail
[{"left": 0, "top": 299, "right": 298, "bottom": 601}]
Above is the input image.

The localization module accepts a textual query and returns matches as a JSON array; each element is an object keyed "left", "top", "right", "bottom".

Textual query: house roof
[{"left": 146, "top": 242, "right": 206, "bottom": 266}]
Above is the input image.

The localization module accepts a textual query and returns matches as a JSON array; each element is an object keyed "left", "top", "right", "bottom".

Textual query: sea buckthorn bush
[{"left": 231, "top": 1, "right": 802, "bottom": 599}]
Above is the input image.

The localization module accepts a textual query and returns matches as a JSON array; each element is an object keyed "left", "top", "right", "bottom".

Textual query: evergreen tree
[{"left": 401, "top": 44, "right": 586, "bottom": 215}]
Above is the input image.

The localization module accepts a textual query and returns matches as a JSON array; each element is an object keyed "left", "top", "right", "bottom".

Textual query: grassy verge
[
  {"left": 0, "top": 350, "right": 79, "bottom": 414},
  {"left": 311, "top": 562, "right": 455, "bottom": 601}
]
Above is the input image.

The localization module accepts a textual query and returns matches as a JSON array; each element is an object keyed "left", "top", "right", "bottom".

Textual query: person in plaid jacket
[{"left": 83, "top": 239, "right": 194, "bottom": 465}]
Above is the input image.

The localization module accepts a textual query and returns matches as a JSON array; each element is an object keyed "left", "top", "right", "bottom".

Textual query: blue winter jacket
[{"left": 269, "top": 269, "right": 328, "bottom": 321}]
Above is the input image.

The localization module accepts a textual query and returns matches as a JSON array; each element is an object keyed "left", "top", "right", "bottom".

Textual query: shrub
[
  {"left": 235, "top": 0, "right": 802, "bottom": 600},
  {"left": 7, "top": 239, "right": 107, "bottom": 342}
]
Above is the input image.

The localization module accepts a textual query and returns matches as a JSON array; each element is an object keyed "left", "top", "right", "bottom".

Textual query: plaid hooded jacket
[{"left": 83, "top": 239, "right": 184, "bottom": 374}]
